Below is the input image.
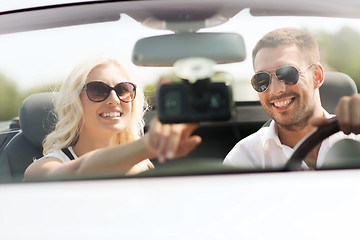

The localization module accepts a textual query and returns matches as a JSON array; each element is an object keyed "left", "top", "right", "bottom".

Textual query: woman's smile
[{"left": 99, "top": 110, "right": 122, "bottom": 119}]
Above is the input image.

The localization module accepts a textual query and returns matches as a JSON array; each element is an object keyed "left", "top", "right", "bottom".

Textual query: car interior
[
  {"left": 0, "top": 71, "right": 357, "bottom": 181},
  {"left": 2, "top": 2, "right": 360, "bottom": 239},
  {"left": 1, "top": 0, "right": 360, "bottom": 182}
]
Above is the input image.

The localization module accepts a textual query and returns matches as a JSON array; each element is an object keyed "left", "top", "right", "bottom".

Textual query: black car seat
[
  {"left": 0, "top": 92, "right": 56, "bottom": 181},
  {"left": 0, "top": 118, "right": 21, "bottom": 155},
  {"left": 319, "top": 71, "right": 358, "bottom": 114}
]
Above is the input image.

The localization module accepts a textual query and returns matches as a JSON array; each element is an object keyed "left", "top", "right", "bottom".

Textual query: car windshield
[
  {"left": 3, "top": 2, "right": 360, "bottom": 239},
  {"left": 1, "top": 9, "right": 360, "bottom": 105},
  {"left": 1, "top": 1, "right": 360, "bottom": 181}
]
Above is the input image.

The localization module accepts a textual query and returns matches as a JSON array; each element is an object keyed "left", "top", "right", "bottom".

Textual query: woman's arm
[{"left": 24, "top": 118, "right": 201, "bottom": 180}]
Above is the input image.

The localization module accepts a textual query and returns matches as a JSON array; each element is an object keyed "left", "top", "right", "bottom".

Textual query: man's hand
[
  {"left": 311, "top": 94, "right": 360, "bottom": 135},
  {"left": 334, "top": 94, "right": 360, "bottom": 135}
]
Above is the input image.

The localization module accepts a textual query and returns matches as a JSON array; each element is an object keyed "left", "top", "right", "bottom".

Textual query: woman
[{"left": 24, "top": 57, "right": 201, "bottom": 180}]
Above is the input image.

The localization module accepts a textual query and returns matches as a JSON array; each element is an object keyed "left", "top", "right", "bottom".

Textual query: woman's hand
[{"left": 144, "top": 118, "right": 202, "bottom": 163}]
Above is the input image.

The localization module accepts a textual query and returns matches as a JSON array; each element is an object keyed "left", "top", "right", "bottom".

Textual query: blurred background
[{"left": 1, "top": 9, "right": 360, "bottom": 122}]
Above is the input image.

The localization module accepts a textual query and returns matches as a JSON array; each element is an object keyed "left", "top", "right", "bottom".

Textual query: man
[{"left": 224, "top": 27, "right": 360, "bottom": 170}]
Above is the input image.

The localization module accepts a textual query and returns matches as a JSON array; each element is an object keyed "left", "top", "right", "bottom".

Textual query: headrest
[
  {"left": 19, "top": 92, "right": 57, "bottom": 147},
  {"left": 320, "top": 72, "right": 358, "bottom": 114}
]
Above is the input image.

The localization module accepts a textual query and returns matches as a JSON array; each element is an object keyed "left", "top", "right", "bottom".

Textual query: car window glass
[{"left": 1, "top": 7, "right": 360, "bottom": 182}]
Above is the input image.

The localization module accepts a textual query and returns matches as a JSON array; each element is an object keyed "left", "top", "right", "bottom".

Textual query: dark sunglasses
[
  {"left": 84, "top": 81, "right": 136, "bottom": 103},
  {"left": 251, "top": 64, "right": 314, "bottom": 93}
]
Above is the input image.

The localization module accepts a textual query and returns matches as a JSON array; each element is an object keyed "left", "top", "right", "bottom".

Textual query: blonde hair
[{"left": 43, "top": 57, "right": 146, "bottom": 155}]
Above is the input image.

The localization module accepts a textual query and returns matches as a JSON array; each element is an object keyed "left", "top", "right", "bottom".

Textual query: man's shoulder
[{"left": 327, "top": 131, "right": 360, "bottom": 144}]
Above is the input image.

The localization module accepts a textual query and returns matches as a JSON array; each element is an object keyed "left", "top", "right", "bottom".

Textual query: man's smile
[{"left": 271, "top": 97, "right": 295, "bottom": 109}]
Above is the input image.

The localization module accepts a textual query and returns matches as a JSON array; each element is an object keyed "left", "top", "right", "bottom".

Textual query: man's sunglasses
[
  {"left": 84, "top": 81, "right": 136, "bottom": 103},
  {"left": 251, "top": 64, "right": 314, "bottom": 93}
]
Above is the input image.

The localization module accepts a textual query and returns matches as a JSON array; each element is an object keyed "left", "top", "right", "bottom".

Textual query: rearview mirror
[{"left": 132, "top": 32, "right": 246, "bottom": 66}]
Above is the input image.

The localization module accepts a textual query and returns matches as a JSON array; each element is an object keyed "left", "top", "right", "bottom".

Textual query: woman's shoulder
[{"left": 39, "top": 148, "right": 73, "bottom": 163}]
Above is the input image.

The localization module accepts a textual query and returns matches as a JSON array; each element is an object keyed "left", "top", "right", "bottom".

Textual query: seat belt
[{"left": 61, "top": 148, "right": 75, "bottom": 160}]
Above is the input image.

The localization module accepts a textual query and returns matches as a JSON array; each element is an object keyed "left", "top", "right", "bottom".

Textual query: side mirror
[{"left": 132, "top": 32, "right": 246, "bottom": 66}]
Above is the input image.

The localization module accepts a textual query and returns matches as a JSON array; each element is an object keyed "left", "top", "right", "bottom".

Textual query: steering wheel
[{"left": 283, "top": 117, "right": 339, "bottom": 171}]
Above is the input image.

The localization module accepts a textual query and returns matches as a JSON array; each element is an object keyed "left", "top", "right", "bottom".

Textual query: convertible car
[{"left": 0, "top": 0, "right": 360, "bottom": 239}]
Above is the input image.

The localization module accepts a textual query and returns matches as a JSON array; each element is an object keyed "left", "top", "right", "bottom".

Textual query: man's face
[{"left": 254, "top": 45, "right": 317, "bottom": 129}]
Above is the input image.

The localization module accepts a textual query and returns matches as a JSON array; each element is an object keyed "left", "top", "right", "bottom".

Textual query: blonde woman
[{"left": 24, "top": 57, "right": 201, "bottom": 180}]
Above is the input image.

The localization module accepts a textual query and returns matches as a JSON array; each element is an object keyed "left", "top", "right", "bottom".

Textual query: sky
[{"left": 1, "top": 1, "right": 360, "bottom": 101}]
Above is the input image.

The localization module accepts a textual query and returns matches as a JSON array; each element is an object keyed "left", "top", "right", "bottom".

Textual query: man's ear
[{"left": 314, "top": 63, "right": 324, "bottom": 89}]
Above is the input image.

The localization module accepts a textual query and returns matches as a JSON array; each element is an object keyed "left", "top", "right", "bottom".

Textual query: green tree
[
  {"left": 0, "top": 74, "right": 24, "bottom": 121},
  {"left": 24, "top": 82, "right": 62, "bottom": 96},
  {"left": 312, "top": 27, "right": 360, "bottom": 90},
  {"left": 0, "top": 75, "right": 62, "bottom": 122}
]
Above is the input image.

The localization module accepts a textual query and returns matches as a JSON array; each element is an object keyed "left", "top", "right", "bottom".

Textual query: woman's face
[{"left": 79, "top": 63, "right": 133, "bottom": 138}]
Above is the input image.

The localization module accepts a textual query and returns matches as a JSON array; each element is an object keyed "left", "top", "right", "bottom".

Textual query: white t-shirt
[
  {"left": 41, "top": 146, "right": 153, "bottom": 175},
  {"left": 41, "top": 146, "right": 78, "bottom": 162},
  {"left": 224, "top": 111, "right": 360, "bottom": 170}
]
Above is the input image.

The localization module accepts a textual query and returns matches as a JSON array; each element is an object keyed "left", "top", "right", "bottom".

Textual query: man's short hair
[{"left": 252, "top": 27, "right": 320, "bottom": 65}]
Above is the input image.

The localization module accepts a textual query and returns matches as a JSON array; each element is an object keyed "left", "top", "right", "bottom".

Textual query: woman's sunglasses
[
  {"left": 84, "top": 81, "right": 136, "bottom": 103},
  {"left": 251, "top": 64, "right": 314, "bottom": 93}
]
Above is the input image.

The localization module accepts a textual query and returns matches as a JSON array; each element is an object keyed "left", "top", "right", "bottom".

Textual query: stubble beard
[{"left": 264, "top": 100, "right": 315, "bottom": 132}]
